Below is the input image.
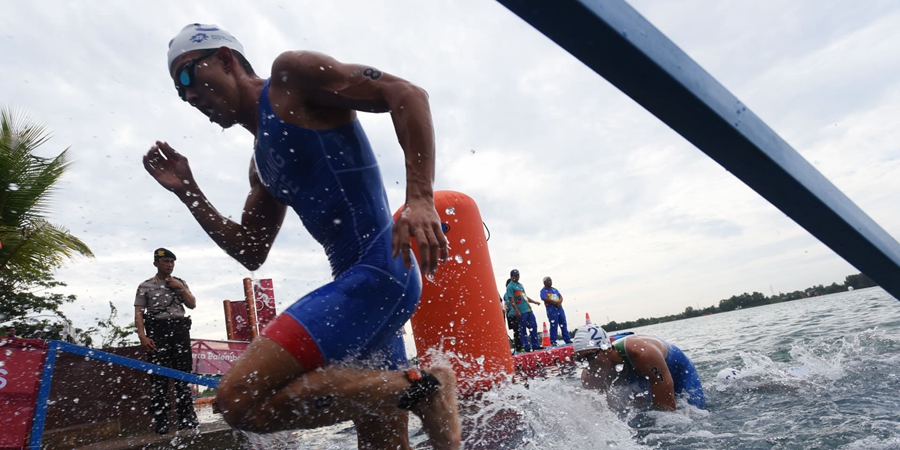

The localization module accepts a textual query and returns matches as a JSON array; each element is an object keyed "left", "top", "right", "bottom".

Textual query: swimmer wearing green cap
[{"left": 573, "top": 324, "right": 706, "bottom": 410}]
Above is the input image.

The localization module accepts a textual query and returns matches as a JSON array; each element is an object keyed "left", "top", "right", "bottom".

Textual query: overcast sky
[{"left": 3, "top": 0, "right": 899, "bottom": 349}]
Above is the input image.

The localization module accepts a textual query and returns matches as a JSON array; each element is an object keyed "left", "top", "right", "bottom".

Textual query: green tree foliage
[
  {"left": 0, "top": 274, "right": 77, "bottom": 340},
  {"left": 845, "top": 273, "right": 877, "bottom": 290},
  {"left": 81, "top": 302, "right": 138, "bottom": 348},
  {"left": 601, "top": 273, "right": 879, "bottom": 332},
  {"left": 0, "top": 107, "right": 94, "bottom": 341}
]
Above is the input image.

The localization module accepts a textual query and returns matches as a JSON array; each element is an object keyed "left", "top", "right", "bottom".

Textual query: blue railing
[
  {"left": 29, "top": 340, "right": 219, "bottom": 450},
  {"left": 497, "top": 0, "right": 900, "bottom": 299}
]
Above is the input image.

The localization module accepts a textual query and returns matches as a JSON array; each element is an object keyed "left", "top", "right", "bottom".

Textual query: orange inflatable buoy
[{"left": 394, "top": 191, "right": 514, "bottom": 396}]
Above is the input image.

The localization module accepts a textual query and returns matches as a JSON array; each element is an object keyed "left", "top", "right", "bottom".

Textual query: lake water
[{"left": 245, "top": 287, "right": 900, "bottom": 449}]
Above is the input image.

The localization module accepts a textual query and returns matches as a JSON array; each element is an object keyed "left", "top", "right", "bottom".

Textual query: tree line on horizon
[{"left": 598, "top": 273, "right": 878, "bottom": 333}]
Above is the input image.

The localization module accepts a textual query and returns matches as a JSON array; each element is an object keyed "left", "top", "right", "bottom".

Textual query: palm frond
[{"left": 0, "top": 106, "right": 93, "bottom": 278}]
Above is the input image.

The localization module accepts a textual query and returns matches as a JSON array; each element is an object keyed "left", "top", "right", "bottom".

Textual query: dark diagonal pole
[{"left": 497, "top": 0, "right": 900, "bottom": 299}]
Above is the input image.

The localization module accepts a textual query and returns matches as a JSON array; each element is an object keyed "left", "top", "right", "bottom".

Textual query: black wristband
[{"left": 398, "top": 369, "right": 441, "bottom": 410}]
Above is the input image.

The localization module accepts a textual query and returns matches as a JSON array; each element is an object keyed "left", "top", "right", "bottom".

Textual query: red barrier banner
[
  {"left": 253, "top": 279, "right": 277, "bottom": 331},
  {"left": 228, "top": 301, "right": 252, "bottom": 342},
  {"left": 190, "top": 339, "right": 249, "bottom": 376},
  {"left": 0, "top": 338, "right": 48, "bottom": 450}
]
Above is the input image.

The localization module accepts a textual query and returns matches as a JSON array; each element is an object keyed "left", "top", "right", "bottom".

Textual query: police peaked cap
[{"left": 154, "top": 248, "right": 177, "bottom": 261}]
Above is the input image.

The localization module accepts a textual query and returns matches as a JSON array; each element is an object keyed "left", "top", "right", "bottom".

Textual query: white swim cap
[
  {"left": 716, "top": 368, "right": 743, "bottom": 380},
  {"left": 573, "top": 324, "right": 610, "bottom": 353},
  {"left": 167, "top": 24, "right": 245, "bottom": 71}
]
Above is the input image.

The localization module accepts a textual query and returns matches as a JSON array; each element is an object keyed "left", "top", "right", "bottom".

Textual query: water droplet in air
[
  {"left": 615, "top": 364, "right": 624, "bottom": 372},
  {"left": 445, "top": 207, "right": 456, "bottom": 215},
  {"left": 454, "top": 255, "right": 463, "bottom": 263}
]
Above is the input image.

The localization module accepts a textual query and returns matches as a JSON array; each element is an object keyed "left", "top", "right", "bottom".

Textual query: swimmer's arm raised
[
  {"left": 271, "top": 51, "right": 447, "bottom": 273},
  {"left": 629, "top": 344, "right": 676, "bottom": 411},
  {"left": 143, "top": 142, "right": 286, "bottom": 270}
]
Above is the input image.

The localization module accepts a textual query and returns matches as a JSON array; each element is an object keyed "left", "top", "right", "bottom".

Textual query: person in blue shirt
[
  {"left": 505, "top": 269, "right": 542, "bottom": 352},
  {"left": 539, "top": 276, "right": 572, "bottom": 346},
  {"left": 144, "top": 23, "right": 460, "bottom": 450}
]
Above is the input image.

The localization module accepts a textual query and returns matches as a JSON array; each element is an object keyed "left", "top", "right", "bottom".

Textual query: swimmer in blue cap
[{"left": 144, "top": 23, "right": 459, "bottom": 449}]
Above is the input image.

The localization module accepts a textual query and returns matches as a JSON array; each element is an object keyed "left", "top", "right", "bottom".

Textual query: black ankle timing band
[{"left": 398, "top": 369, "right": 442, "bottom": 410}]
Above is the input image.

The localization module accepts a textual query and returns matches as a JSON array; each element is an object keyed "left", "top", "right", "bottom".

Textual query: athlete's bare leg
[
  {"left": 409, "top": 366, "right": 462, "bottom": 450},
  {"left": 216, "top": 337, "right": 461, "bottom": 449},
  {"left": 355, "top": 410, "right": 410, "bottom": 450}
]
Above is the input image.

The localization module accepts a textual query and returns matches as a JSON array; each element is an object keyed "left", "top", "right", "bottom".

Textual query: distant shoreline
[{"left": 596, "top": 273, "right": 877, "bottom": 333}]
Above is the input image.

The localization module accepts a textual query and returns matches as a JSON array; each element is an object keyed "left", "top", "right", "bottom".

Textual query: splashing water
[
  {"left": 39, "top": 288, "right": 894, "bottom": 449},
  {"left": 460, "top": 377, "right": 646, "bottom": 449}
]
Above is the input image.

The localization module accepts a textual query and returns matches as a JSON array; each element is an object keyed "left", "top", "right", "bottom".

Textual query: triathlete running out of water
[{"left": 143, "top": 23, "right": 460, "bottom": 449}]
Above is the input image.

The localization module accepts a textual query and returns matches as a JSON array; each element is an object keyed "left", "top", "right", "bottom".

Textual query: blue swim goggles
[{"left": 175, "top": 48, "right": 218, "bottom": 101}]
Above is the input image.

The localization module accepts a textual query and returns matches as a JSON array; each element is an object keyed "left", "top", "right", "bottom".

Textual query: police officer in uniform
[{"left": 134, "top": 248, "right": 199, "bottom": 434}]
